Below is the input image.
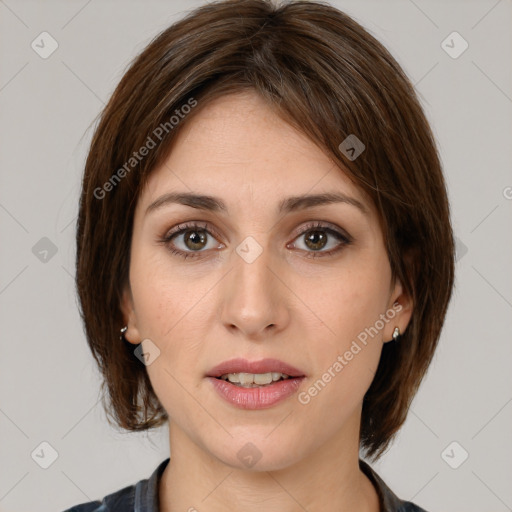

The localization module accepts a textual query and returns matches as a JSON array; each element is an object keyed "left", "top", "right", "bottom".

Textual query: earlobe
[
  {"left": 384, "top": 279, "right": 413, "bottom": 343},
  {"left": 120, "top": 286, "right": 142, "bottom": 345}
]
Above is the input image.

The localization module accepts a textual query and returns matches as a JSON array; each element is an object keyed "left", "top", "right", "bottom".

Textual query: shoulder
[
  {"left": 61, "top": 504, "right": 103, "bottom": 512},
  {"left": 359, "top": 459, "right": 430, "bottom": 512},
  {"left": 60, "top": 483, "right": 135, "bottom": 512},
  {"left": 60, "top": 458, "right": 170, "bottom": 512},
  {"left": 398, "top": 501, "right": 429, "bottom": 512}
]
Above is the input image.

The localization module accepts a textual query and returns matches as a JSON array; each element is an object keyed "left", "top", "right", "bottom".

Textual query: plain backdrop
[{"left": 0, "top": 1, "right": 511, "bottom": 511}]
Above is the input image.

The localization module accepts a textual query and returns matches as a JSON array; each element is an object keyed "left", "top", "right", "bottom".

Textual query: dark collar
[
  {"left": 129, "top": 457, "right": 425, "bottom": 512},
  {"left": 359, "top": 458, "right": 424, "bottom": 511}
]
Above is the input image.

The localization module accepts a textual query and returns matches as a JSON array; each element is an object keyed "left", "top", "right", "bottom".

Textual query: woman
[{"left": 66, "top": 0, "right": 455, "bottom": 510}]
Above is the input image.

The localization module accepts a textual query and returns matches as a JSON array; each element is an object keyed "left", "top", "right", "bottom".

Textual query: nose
[{"left": 219, "top": 241, "right": 289, "bottom": 339}]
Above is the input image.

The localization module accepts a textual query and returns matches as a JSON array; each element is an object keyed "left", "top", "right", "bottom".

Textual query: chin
[{"left": 207, "top": 434, "right": 304, "bottom": 472}]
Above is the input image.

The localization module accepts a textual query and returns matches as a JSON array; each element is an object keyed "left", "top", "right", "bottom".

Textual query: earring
[
  {"left": 120, "top": 325, "right": 128, "bottom": 341},
  {"left": 392, "top": 327, "right": 401, "bottom": 341}
]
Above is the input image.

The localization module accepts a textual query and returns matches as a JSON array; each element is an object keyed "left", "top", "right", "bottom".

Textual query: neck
[{"left": 159, "top": 414, "right": 380, "bottom": 512}]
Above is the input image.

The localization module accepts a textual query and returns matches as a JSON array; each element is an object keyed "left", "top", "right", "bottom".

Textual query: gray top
[{"left": 61, "top": 457, "right": 428, "bottom": 512}]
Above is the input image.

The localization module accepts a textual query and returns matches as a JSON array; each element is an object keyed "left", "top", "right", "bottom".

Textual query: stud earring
[
  {"left": 392, "top": 327, "right": 401, "bottom": 341},
  {"left": 120, "top": 325, "right": 128, "bottom": 341}
]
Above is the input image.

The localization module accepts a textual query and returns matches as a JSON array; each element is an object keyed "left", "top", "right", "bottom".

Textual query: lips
[{"left": 206, "top": 357, "right": 306, "bottom": 378}]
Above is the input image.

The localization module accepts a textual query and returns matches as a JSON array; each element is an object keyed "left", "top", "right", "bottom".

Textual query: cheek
[
  {"left": 296, "top": 281, "right": 386, "bottom": 427},
  {"left": 128, "top": 250, "right": 210, "bottom": 421},
  {"left": 129, "top": 245, "right": 201, "bottom": 339},
  {"left": 292, "top": 260, "right": 390, "bottom": 402},
  {"left": 298, "top": 262, "right": 390, "bottom": 348},
  {"left": 128, "top": 246, "right": 218, "bottom": 399}
]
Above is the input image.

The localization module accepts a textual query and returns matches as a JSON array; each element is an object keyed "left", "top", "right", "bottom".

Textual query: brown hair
[{"left": 75, "top": 0, "right": 455, "bottom": 461}]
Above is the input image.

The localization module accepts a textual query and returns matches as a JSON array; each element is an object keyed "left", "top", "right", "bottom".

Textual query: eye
[
  {"left": 288, "top": 221, "right": 352, "bottom": 258},
  {"left": 159, "top": 221, "right": 352, "bottom": 260},
  {"left": 160, "top": 222, "right": 224, "bottom": 259}
]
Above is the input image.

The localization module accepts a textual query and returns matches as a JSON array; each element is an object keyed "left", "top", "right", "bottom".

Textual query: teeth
[{"left": 221, "top": 372, "right": 291, "bottom": 385}]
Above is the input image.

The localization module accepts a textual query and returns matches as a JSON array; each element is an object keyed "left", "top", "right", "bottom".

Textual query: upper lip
[{"left": 206, "top": 358, "right": 306, "bottom": 378}]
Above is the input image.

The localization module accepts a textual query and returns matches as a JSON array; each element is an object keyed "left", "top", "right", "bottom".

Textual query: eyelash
[{"left": 159, "top": 221, "right": 352, "bottom": 260}]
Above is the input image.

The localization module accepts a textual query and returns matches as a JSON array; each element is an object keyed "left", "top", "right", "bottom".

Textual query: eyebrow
[{"left": 145, "top": 191, "right": 369, "bottom": 217}]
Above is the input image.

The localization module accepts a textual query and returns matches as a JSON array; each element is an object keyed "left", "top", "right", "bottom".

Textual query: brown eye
[
  {"left": 289, "top": 222, "right": 352, "bottom": 259},
  {"left": 303, "top": 230, "right": 328, "bottom": 251},
  {"left": 182, "top": 229, "right": 208, "bottom": 251},
  {"left": 162, "top": 221, "right": 351, "bottom": 261},
  {"left": 162, "top": 222, "right": 224, "bottom": 259}
]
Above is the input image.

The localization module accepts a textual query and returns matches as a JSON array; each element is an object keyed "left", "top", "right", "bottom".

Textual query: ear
[
  {"left": 383, "top": 276, "right": 413, "bottom": 344},
  {"left": 120, "top": 284, "right": 142, "bottom": 345}
]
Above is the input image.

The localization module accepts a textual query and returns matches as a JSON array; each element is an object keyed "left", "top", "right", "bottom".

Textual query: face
[{"left": 121, "top": 90, "right": 412, "bottom": 471}]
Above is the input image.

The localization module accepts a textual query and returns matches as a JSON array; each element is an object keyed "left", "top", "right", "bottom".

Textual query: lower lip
[{"left": 206, "top": 376, "right": 305, "bottom": 410}]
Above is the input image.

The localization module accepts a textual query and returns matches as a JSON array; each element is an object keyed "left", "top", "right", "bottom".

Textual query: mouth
[
  {"left": 205, "top": 358, "right": 307, "bottom": 409},
  {"left": 206, "top": 357, "right": 306, "bottom": 386}
]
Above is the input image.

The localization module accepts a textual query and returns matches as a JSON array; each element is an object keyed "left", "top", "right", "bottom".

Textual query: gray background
[{"left": 1, "top": 0, "right": 511, "bottom": 511}]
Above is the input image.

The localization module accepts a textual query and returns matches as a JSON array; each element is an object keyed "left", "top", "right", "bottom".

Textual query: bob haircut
[{"left": 75, "top": 0, "right": 455, "bottom": 462}]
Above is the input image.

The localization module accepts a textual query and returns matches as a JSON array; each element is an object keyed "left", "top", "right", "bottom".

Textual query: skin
[{"left": 121, "top": 90, "right": 413, "bottom": 512}]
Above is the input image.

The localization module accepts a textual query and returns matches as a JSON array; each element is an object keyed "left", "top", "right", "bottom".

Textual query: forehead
[{"left": 138, "top": 91, "right": 373, "bottom": 216}]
